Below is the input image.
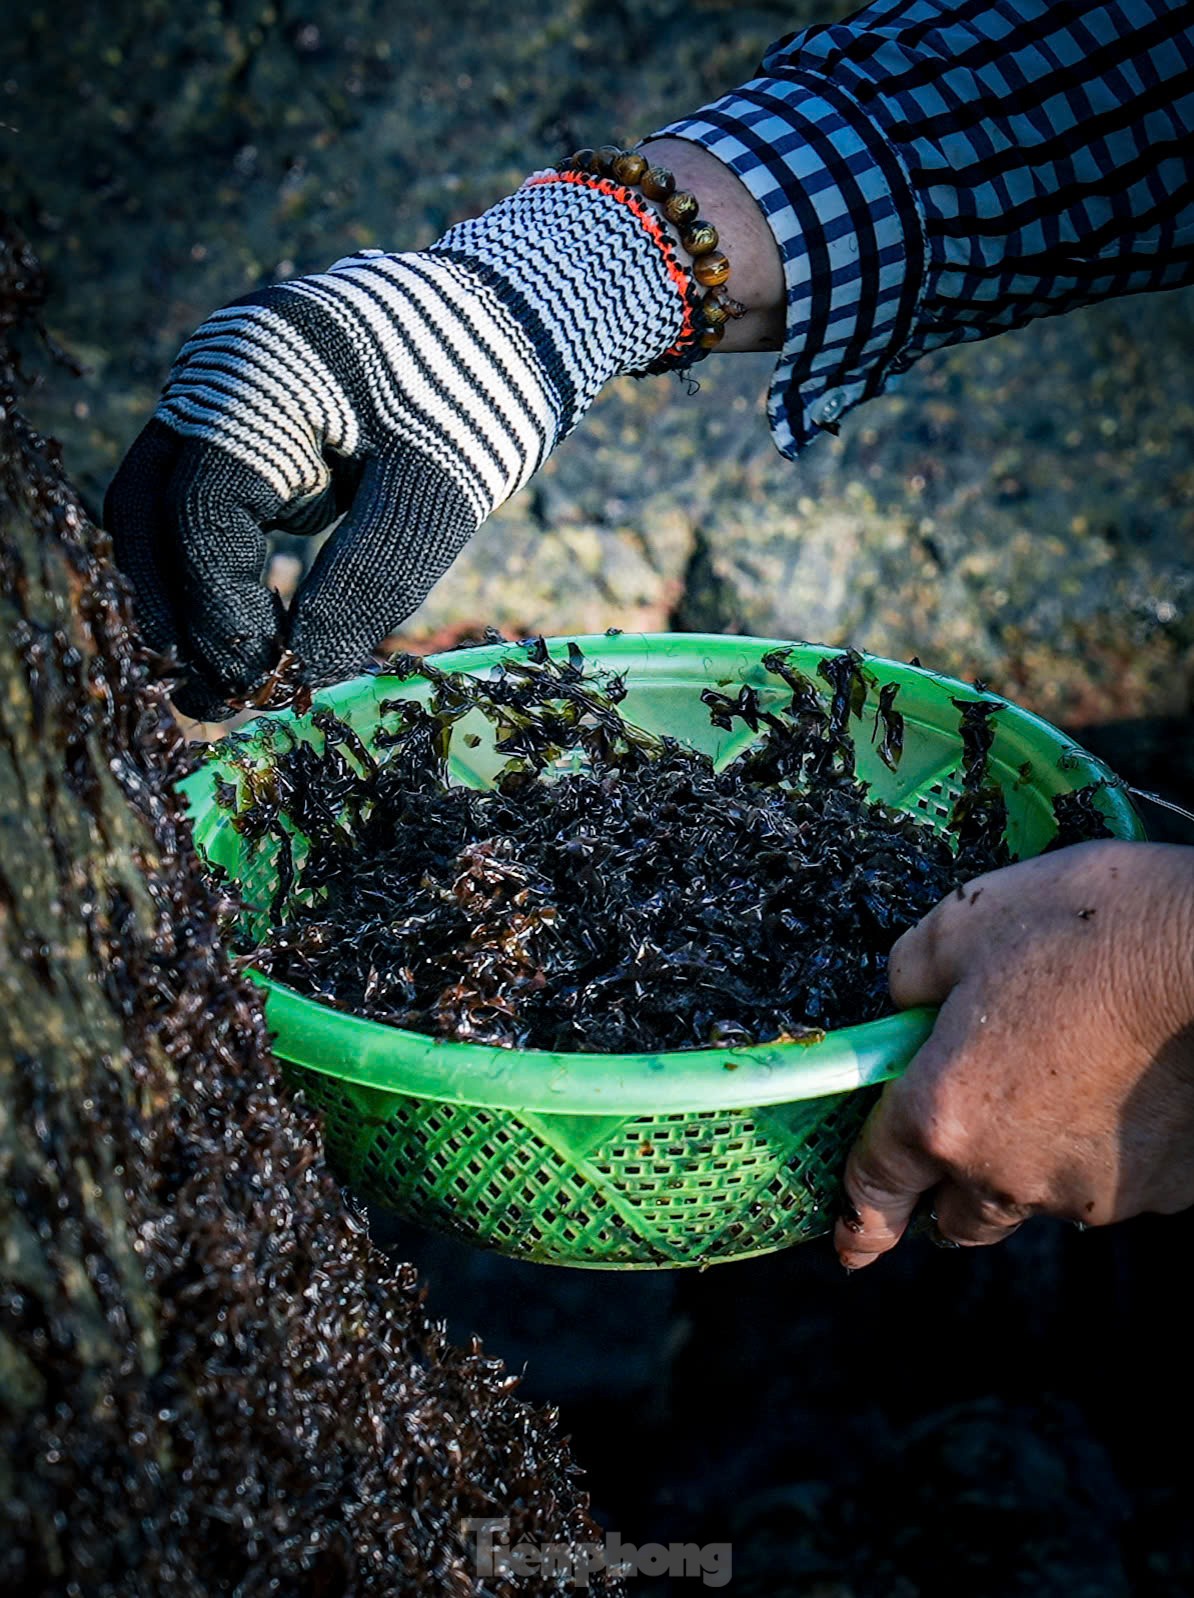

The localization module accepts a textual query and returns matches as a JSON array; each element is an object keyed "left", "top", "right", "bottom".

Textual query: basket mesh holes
[
  {"left": 912, "top": 772, "right": 964, "bottom": 826},
  {"left": 285, "top": 1069, "right": 882, "bottom": 1266}
]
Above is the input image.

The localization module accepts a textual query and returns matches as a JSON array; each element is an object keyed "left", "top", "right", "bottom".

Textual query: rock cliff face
[
  {"left": 0, "top": 219, "right": 618, "bottom": 1597},
  {"left": 5, "top": 0, "right": 1193, "bottom": 729}
]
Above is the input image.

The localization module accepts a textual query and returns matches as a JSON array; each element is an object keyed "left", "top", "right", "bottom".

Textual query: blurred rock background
[
  {"left": 5, "top": 3, "right": 1194, "bottom": 1592},
  {"left": 5, "top": 0, "right": 1194, "bottom": 733}
]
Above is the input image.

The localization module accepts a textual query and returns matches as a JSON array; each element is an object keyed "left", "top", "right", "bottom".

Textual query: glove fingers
[
  {"left": 103, "top": 417, "right": 185, "bottom": 657},
  {"left": 167, "top": 441, "right": 288, "bottom": 714},
  {"left": 288, "top": 445, "right": 478, "bottom": 687}
]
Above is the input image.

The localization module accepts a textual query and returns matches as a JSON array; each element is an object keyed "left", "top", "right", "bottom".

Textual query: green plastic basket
[{"left": 183, "top": 633, "right": 1143, "bottom": 1270}]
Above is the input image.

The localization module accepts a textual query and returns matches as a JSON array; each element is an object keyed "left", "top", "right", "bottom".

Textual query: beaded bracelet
[{"left": 554, "top": 144, "right": 747, "bottom": 372}]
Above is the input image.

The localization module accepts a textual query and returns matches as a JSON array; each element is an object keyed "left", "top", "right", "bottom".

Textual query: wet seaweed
[
  {"left": 228, "top": 648, "right": 1054, "bottom": 1053},
  {"left": 872, "top": 682, "right": 905, "bottom": 774},
  {"left": 949, "top": 696, "right": 1011, "bottom": 872},
  {"left": 1049, "top": 782, "right": 1115, "bottom": 849},
  {"left": 1, "top": 222, "right": 615, "bottom": 1596}
]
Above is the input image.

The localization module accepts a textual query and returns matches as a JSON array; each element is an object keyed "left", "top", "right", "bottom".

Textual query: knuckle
[
  {"left": 933, "top": 1180, "right": 1033, "bottom": 1246},
  {"left": 846, "top": 1161, "right": 896, "bottom": 1213},
  {"left": 842, "top": 1168, "right": 906, "bottom": 1236},
  {"left": 917, "top": 1107, "right": 969, "bottom": 1167},
  {"left": 973, "top": 1188, "right": 1031, "bottom": 1226},
  {"left": 907, "top": 1063, "right": 986, "bottom": 1168}
]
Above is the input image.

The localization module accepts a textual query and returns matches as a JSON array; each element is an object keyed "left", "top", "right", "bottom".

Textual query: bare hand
[{"left": 834, "top": 840, "right": 1194, "bottom": 1268}]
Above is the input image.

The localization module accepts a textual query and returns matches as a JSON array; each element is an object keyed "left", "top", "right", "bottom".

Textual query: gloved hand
[{"left": 104, "top": 171, "right": 691, "bottom": 717}]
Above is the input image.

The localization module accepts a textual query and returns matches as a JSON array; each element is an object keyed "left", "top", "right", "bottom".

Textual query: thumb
[
  {"left": 888, "top": 888, "right": 968, "bottom": 1010},
  {"left": 834, "top": 1085, "right": 944, "bottom": 1269},
  {"left": 840, "top": 876, "right": 1017, "bottom": 1267},
  {"left": 289, "top": 444, "right": 480, "bottom": 687},
  {"left": 839, "top": 892, "right": 971, "bottom": 1267}
]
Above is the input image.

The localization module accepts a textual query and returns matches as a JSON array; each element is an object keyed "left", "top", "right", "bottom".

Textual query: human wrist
[
  {"left": 429, "top": 174, "right": 689, "bottom": 447},
  {"left": 637, "top": 136, "right": 785, "bottom": 353}
]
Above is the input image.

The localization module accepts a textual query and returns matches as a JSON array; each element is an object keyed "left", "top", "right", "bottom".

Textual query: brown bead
[
  {"left": 639, "top": 163, "right": 677, "bottom": 201},
  {"left": 567, "top": 148, "right": 596, "bottom": 172},
  {"left": 663, "top": 189, "right": 699, "bottom": 226},
  {"left": 593, "top": 144, "right": 624, "bottom": 176},
  {"left": 699, "top": 322, "right": 726, "bottom": 350},
  {"left": 681, "top": 220, "right": 719, "bottom": 256},
  {"left": 700, "top": 294, "right": 731, "bottom": 328},
  {"left": 701, "top": 292, "right": 747, "bottom": 326},
  {"left": 640, "top": 165, "right": 675, "bottom": 201},
  {"left": 611, "top": 151, "right": 648, "bottom": 185},
  {"left": 693, "top": 250, "right": 730, "bottom": 288}
]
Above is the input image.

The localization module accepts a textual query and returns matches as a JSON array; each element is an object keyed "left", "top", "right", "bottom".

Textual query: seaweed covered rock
[{"left": 0, "top": 220, "right": 619, "bottom": 1594}]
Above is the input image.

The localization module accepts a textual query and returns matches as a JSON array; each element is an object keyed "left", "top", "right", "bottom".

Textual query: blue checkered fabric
[{"left": 656, "top": 0, "right": 1194, "bottom": 457}]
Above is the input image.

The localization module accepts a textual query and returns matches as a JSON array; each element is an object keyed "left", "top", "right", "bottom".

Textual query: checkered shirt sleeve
[{"left": 655, "top": 0, "right": 1194, "bottom": 458}]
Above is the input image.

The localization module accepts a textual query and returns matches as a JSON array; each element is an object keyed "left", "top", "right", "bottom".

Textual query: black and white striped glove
[{"left": 104, "top": 173, "right": 690, "bottom": 718}]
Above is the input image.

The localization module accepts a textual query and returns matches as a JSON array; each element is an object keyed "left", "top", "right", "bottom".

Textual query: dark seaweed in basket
[{"left": 218, "top": 644, "right": 1106, "bottom": 1052}]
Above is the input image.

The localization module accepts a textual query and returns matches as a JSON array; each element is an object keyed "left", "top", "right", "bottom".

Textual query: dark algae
[
  {"left": 1049, "top": 781, "right": 1116, "bottom": 849},
  {"left": 872, "top": 681, "right": 905, "bottom": 773},
  {"left": 948, "top": 695, "right": 1011, "bottom": 870},
  {"left": 0, "top": 224, "right": 619, "bottom": 1593},
  {"left": 225, "top": 642, "right": 1102, "bottom": 1055}
]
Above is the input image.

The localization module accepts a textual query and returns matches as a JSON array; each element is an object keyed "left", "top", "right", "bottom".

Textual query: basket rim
[
  {"left": 184, "top": 632, "right": 1144, "bottom": 1115},
  {"left": 250, "top": 973, "right": 938, "bottom": 1112}
]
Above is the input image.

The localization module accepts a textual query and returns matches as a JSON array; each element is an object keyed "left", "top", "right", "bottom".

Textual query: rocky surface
[{"left": 5, "top": 0, "right": 1194, "bottom": 733}]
